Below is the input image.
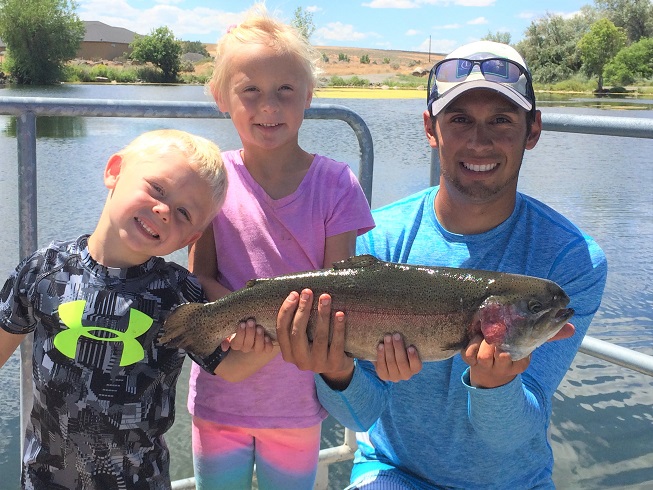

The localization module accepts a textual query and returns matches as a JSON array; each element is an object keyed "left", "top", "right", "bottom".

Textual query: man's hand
[
  {"left": 462, "top": 322, "right": 575, "bottom": 388},
  {"left": 276, "top": 289, "right": 355, "bottom": 390},
  {"left": 374, "top": 333, "right": 422, "bottom": 382}
]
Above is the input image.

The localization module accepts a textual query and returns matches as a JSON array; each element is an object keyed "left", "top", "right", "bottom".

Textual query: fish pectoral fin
[{"left": 332, "top": 254, "right": 380, "bottom": 270}]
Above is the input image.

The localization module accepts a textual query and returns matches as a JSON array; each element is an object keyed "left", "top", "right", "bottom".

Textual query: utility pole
[{"left": 429, "top": 35, "right": 431, "bottom": 62}]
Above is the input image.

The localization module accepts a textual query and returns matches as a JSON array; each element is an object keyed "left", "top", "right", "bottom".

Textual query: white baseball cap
[{"left": 427, "top": 40, "right": 535, "bottom": 117}]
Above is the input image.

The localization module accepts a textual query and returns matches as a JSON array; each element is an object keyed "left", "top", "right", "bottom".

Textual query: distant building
[{"left": 77, "top": 21, "right": 139, "bottom": 61}]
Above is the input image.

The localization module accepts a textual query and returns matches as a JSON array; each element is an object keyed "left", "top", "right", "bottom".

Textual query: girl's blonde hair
[
  {"left": 207, "top": 3, "right": 320, "bottom": 102},
  {"left": 117, "top": 129, "right": 228, "bottom": 208}
]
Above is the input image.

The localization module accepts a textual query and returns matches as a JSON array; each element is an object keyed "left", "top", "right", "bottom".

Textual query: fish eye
[{"left": 528, "top": 300, "right": 543, "bottom": 313}]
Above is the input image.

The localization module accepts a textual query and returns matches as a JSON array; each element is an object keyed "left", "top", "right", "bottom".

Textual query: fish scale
[{"left": 160, "top": 255, "right": 574, "bottom": 361}]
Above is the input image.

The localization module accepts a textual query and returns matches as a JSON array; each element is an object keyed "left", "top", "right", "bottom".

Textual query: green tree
[
  {"left": 595, "top": 0, "right": 653, "bottom": 43},
  {"left": 482, "top": 31, "right": 511, "bottom": 44},
  {"left": 604, "top": 37, "right": 653, "bottom": 85},
  {"left": 129, "top": 26, "right": 182, "bottom": 83},
  {"left": 0, "top": 0, "right": 84, "bottom": 84},
  {"left": 291, "top": 6, "right": 315, "bottom": 40},
  {"left": 516, "top": 9, "right": 598, "bottom": 83},
  {"left": 578, "top": 18, "right": 627, "bottom": 91},
  {"left": 179, "top": 40, "right": 209, "bottom": 57}
]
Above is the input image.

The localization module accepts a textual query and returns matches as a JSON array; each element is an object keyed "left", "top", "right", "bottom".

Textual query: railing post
[{"left": 16, "top": 110, "right": 38, "bottom": 460}]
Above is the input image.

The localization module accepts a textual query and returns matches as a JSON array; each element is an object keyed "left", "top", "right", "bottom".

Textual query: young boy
[{"left": 0, "top": 129, "right": 229, "bottom": 489}]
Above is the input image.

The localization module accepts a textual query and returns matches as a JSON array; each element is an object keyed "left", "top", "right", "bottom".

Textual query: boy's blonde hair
[
  {"left": 208, "top": 3, "right": 320, "bottom": 102},
  {"left": 116, "top": 129, "right": 228, "bottom": 208}
]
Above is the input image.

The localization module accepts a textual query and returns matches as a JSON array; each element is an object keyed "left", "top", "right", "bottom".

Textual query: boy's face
[
  {"left": 103, "top": 151, "right": 216, "bottom": 265},
  {"left": 217, "top": 43, "right": 313, "bottom": 152}
]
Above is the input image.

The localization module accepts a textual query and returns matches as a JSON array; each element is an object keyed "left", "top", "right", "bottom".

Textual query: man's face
[{"left": 425, "top": 89, "right": 541, "bottom": 205}]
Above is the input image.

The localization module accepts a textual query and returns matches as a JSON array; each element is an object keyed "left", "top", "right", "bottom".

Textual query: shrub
[
  {"left": 179, "top": 60, "right": 195, "bottom": 73},
  {"left": 360, "top": 54, "right": 370, "bottom": 64},
  {"left": 329, "top": 75, "right": 347, "bottom": 86},
  {"left": 338, "top": 53, "right": 349, "bottom": 62}
]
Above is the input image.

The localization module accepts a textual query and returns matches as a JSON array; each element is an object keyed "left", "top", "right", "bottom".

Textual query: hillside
[{"left": 201, "top": 44, "right": 444, "bottom": 84}]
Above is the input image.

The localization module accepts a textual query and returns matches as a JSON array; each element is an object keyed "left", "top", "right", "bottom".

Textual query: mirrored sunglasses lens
[
  {"left": 480, "top": 59, "right": 522, "bottom": 83},
  {"left": 434, "top": 60, "right": 469, "bottom": 82}
]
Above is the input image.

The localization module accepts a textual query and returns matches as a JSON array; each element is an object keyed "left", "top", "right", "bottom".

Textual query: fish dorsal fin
[
  {"left": 332, "top": 254, "right": 380, "bottom": 270},
  {"left": 245, "top": 279, "right": 259, "bottom": 288}
]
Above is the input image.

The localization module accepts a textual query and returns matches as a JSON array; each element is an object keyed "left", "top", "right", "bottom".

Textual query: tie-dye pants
[{"left": 192, "top": 415, "right": 321, "bottom": 489}]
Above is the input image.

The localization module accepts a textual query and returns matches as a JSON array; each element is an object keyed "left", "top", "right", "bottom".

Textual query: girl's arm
[
  {"left": 189, "top": 225, "right": 277, "bottom": 381},
  {"left": 188, "top": 225, "right": 231, "bottom": 300},
  {"left": 216, "top": 230, "right": 358, "bottom": 382},
  {"left": 323, "top": 230, "right": 357, "bottom": 268}
]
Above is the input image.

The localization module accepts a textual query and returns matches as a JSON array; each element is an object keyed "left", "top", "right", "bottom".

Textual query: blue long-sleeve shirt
[{"left": 316, "top": 187, "right": 607, "bottom": 489}]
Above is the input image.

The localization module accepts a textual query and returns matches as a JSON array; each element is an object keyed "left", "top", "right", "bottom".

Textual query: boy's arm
[{"left": 0, "top": 328, "right": 27, "bottom": 369}]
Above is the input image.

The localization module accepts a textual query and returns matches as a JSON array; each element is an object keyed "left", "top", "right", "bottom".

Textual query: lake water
[{"left": 0, "top": 84, "right": 652, "bottom": 489}]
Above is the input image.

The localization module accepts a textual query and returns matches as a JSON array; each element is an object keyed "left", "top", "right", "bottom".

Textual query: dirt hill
[{"left": 201, "top": 44, "right": 444, "bottom": 84}]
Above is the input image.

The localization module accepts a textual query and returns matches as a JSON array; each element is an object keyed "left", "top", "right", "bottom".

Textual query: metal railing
[{"left": 2, "top": 97, "right": 653, "bottom": 490}]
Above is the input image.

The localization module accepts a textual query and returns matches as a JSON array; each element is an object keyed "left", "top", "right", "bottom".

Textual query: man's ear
[
  {"left": 104, "top": 154, "right": 123, "bottom": 189},
  {"left": 423, "top": 110, "right": 439, "bottom": 149},
  {"left": 525, "top": 110, "right": 542, "bottom": 150}
]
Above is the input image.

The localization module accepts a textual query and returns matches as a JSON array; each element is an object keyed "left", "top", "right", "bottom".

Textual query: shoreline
[{"left": 314, "top": 87, "right": 424, "bottom": 99}]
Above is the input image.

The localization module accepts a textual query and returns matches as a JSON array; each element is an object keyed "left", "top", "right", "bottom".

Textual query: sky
[{"left": 76, "top": 0, "right": 592, "bottom": 54}]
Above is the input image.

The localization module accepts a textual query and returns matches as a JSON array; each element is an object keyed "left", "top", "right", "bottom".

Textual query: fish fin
[
  {"left": 245, "top": 279, "right": 258, "bottom": 288},
  {"left": 159, "top": 302, "right": 206, "bottom": 350},
  {"left": 332, "top": 254, "right": 380, "bottom": 270}
]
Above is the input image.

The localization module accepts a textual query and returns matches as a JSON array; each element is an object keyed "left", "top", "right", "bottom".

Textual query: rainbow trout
[{"left": 160, "top": 255, "right": 574, "bottom": 361}]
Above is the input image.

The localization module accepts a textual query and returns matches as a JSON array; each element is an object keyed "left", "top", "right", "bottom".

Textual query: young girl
[{"left": 187, "top": 5, "right": 375, "bottom": 490}]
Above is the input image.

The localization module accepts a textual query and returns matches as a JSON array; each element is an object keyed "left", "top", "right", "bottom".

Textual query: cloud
[
  {"left": 405, "top": 29, "right": 421, "bottom": 36},
  {"left": 516, "top": 11, "right": 536, "bottom": 20},
  {"left": 306, "top": 5, "right": 322, "bottom": 13},
  {"left": 365, "top": 0, "right": 495, "bottom": 6},
  {"left": 314, "top": 22, "right": 369, "bottom": 41},
  {"left": 362, "top": 0, "right": 418, "bottom": 8},
  {"left": 77, "top": 0, "right": 241, "bottom": 41},
  {"left": 467, "top": 17, "right": 488, "bottom": 25},
  {"left": 417, "top": 0, "right": 495, "bottom": 5},
  {"left": 423, "top": 38, "right": 458, "bottom": 54},
  {"left": 434, "top": 23, "right": 462, "bottom": 30}
]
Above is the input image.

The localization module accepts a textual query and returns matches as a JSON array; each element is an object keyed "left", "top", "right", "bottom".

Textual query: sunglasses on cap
[{"left": 427, "top": 57, "right": 535, "bottom": 114}]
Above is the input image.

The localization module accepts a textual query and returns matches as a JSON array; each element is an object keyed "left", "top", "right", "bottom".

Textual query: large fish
[{"left": 160, "top": 255, "right": 574, "bottom": 361}]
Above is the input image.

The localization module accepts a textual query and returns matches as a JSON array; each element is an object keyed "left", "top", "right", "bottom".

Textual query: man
[{"left": 276, "top": 41, "right": 607, "bottom": 489}]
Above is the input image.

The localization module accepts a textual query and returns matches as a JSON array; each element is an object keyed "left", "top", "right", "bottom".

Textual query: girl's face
[{"left": 217, "top": 43, "right": 313, "bottom": 152}]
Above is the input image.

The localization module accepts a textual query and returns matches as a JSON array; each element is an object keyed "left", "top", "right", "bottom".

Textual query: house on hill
[
  {"left": 77, "top": 21, "right": 139, "bottom": 61},
  {"left": 0, "top": 21, "right": 139, "bottom": 62}
]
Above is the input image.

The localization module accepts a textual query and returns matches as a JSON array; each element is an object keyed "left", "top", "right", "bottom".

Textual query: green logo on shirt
[{"left": 54, "top": 300, "right": 153, "bottom": 366}]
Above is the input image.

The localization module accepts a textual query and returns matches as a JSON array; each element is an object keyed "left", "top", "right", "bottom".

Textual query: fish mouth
[{"left": 556, "top": 307, "right": 574, "bottom": 322}]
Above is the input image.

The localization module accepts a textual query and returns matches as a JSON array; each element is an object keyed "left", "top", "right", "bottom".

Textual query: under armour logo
[{"left": 54, "top": 300, "right": 153, "bottom": 366}]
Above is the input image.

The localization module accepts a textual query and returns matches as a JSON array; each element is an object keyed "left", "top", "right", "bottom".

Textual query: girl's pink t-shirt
[{"left": 188, "top": 149, "right": 375, "bottom": 428}]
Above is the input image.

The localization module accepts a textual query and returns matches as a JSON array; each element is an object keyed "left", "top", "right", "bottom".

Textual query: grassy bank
[{"left": 6, "top": 62, "right": 650, "bottom": 101}]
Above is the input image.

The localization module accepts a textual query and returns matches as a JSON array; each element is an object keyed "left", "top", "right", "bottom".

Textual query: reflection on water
[
  {"left": 0, "top": 84, "right": 652, "bottom": 489},
  {"left": 3, "top": 116, "right": 87, "bottom": 138}
]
